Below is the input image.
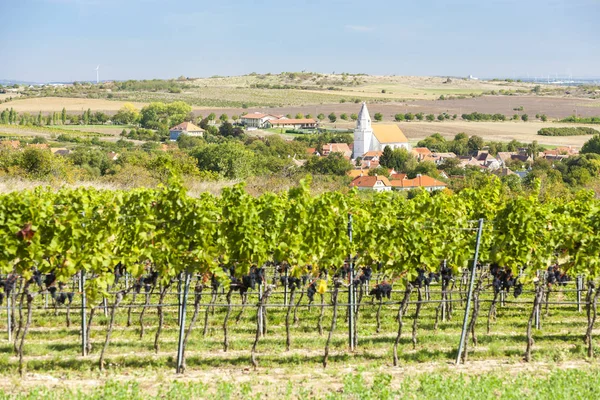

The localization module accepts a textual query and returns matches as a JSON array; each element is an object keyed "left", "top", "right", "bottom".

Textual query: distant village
[{"left": 0, "top": 101, "right": 579, "bottom": 192}]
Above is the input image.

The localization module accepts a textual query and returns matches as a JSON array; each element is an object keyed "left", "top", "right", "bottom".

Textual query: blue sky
[{"left": 1, "top": 0, "right": 598, "bottom": 82}]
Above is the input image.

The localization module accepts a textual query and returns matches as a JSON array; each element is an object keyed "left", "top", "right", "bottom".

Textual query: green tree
[
  {"left": 328, "top": 113, "right": 337, "bottom": 123},
  {"left": 219, "top": 113, "right": 229, "bottom": 123},
  {"left": 374, "top": 112, "right": 383, "bottom": 122},
  {"left": 192, "top": 142, "right": 260, "bottom": 179},
  {"left": 317, "top": 113, "right": 325, "bottom": 121},
  {"left": 340, "top": 113, "right": 348, "bottom": 120},
  {"left": 581, "top": 135, "right": 600, "bottom": 154},
  {"left": 467, "top": 135, "right": 484, "bottom": 155},
  {"left": 295, "top": 113, "right": 303, "bottom": 119},
  {"left": 426, "top": 114, "right": 435, "bottom": 121},
  {"left": 207, "top": 112, "right": 216, "bottom": 121},
  {"left": 404, "top": 113, "right": 414, "bottom": 121},
  {"left": 367, "top": 166, "right": 390, "bottom": 178},
  {"left": 232, "top": 115, "right": 239, "bottom": 122},
  {"left": 415, "top": 112, "right": 424, "bottom": 121},
  {"left": 61, "top": 107, "right": 67, "bottom": 125},
  {"left": 416, "top": 133, "right": 448, "bottom": 152},
  {"left": 0, "top": 109, "right": 8, "bottom": 124},
  {"left": 379, "top": 146, "right": 416, "bottom": 172},
  {"left": 304, "top": 114, "right": 312, "bottom": 119},
  {"left": 521, "top": 114, "right": 529, "bottom": 122},
  {"left": 303, "top": 153, "right": 352, "bottom": 175},
  {"left": 541, "top": 114, "right": 548, "bottom": 122},
  {"left": 219, "top": 121, "right": 245, "bottom": 138},
  {"left": 350, "top": 113, "right": 358, "bottom": 121},
  {"left": 394, "top": 114, "right": 403, "bottom": 122}
]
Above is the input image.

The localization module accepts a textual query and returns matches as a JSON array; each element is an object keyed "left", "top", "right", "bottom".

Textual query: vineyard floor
[{"left": 0, "top": 282, "right": 598, "bottom": 399}]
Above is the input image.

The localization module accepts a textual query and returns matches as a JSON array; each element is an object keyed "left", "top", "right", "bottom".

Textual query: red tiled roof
[
  {"left": 389, "top": 175, "right": 447, "bottom": 189},
  {"left": 349, "top": 175, "right": 391, "bottom": 188},
  {"left": 241, "top": 113, "right": 269, "bottom": 119},
  {"left": 267, "top": 118, "right": 316, "bottom": 125},
  {"left": 412, "top": 147, "right": 432, "bottom": 155}
]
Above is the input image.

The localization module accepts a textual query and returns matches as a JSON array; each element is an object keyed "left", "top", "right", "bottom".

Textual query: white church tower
[{"left": 353, "top": 102, "right": 373, "bottom": 159}]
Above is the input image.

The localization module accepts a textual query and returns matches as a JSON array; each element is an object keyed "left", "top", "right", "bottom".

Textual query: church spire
[
  {"left": 353, "top": 102, "right": 373, "bottom": 159},
  {"left": 356, "top": 102, "right": 371, "bottom": 131}
]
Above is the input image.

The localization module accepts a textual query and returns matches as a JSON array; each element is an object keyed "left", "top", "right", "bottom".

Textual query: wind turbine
[{"left": 95, "top": 65, "right": 100, "bottom": 84}]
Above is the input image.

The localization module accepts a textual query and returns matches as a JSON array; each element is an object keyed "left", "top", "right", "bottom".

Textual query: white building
[
  {"left": 239, "top": 112, "right": 281, "bottom": 128},
  {"left": 353, "top": 102, "right": 410, "bottom": 159},
  {"left": 169, "top": 122, "right": 204, "bottom": 141}
]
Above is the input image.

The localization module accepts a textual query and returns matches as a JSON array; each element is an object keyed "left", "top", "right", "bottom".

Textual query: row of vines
[{"left": 1, "top": 176, "right": 600, "bottom": 374}]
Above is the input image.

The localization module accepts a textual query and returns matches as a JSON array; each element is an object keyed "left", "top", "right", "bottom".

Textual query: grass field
[{"left": 0, "top": 271, "right": 599, "bottom": 398}]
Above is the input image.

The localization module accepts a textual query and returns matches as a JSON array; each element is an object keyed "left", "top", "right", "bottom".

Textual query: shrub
[{"left": 538, "top": 127, "right": 600, "bottom": 136}]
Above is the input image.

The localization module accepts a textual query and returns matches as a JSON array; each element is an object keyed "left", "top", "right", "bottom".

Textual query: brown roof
[
  {"left": 412, "top": 147, "right": 432, "bottom": 156},
  {"left": 349, "top": 175, "right": 391, "bottom": 188},
  {"left": 322, "top": 143, "right": 352, "bottom": 156},
  {"left": 390, "top": 173, "right": 408, "bottom": 180},
  {"left": 372, "top": 124, "right": 408, "bottom": 144},
  {"left": 267, "top": 118, "right": 316, "bottom": 125},
  {"left": 347, "top": 169, "right": 366, "bottom": 179},
  {"left": 389, "top": 175, "right": 447, "bottom": 189},
  {"left": 169, "top": 122, "right": 204, "bottom": 132},
  {"left": 241, "top": 113, "right": 269, "bottom": 119},
  {"left": 1, "top": 140, "right": 20, "bottom": 149},
  {"left": 362, "top": 151, "right": 383, "bottom": 159}
]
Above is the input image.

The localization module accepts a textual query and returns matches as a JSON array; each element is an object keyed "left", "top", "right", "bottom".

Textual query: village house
[
  {"left": 389, "top": 174, "right": 448, "bottom": 192},
  {"left": 349, "top": 174, "right": 392, "bottom": 192},
  {"left": 359, "top": 150, "right": 383, "bottom": 169},
  {"left": 169, "top": 122, "right": 204, "bottom": 141},
  {"left": 411, "top": 147, "right": 432, "bottom": 161},
  {"left": 239, "top": 112, "right": 282, "bottom": 128},
  {"left": 321, "top": 143, "right": 352, "bottom": 158},
  {"left": 423, "top": 152, "right": 457, "bottom": 165},
  {"left": 264, "top": 118, "right": 317, "bottom": 130}
]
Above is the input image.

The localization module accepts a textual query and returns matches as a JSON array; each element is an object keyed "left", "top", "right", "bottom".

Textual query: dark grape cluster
[
  {"left": 49, "top": 283, "right": 74, "bottom": 305},
  {"left": 352, "top": 267, "right": 372, "bottom": 287},
  {"left": 369, "top": 282, "right": 392, "bottom": 300},
  {"left": 547, "top": 265, "right": 568, "bottom": 286},
  {"left": 0, "top": 274, "right": 18, "bottom": 305},
  {"left": 490, "top": 264, "right": 522, "bottom": 298},
  {"left": 231, "top": 266, "right": 265, "bottom": 294},
  {"left": 307, "top": 281, "right": 317, "bottom": 303},
  {"left": 412, "top": 268, "right": 437, "bottom": 288},
  {"left": 133, "top": 270, "right": 159, "bottom": 294}
]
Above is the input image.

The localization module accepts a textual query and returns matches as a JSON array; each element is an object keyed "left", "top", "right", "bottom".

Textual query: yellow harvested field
[
  {"left": 324, "top": 120, "right": 596, "bottom": 148},
  {"left": 0, "top": 97, "right": 147, "bottom": 113},
  {"left": 400, "top": 121, "right": 597, "bottom": 148}
]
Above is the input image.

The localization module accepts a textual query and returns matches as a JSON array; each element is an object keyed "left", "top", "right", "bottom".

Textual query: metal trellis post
[
  {"left": 455, "top": 218, "right": 484, "bottom": 365},
  {"left": 177, "top": 272, "right": 183, "bottom": 326},
  {"left": 348, "top": 213, "right": 355, "bottom": 351},
  {"left": 81, "top": 271, "right": 87, "bottom": 356},
  {"left": 176, "top": 272, "right": 191, "bottom": 374}
]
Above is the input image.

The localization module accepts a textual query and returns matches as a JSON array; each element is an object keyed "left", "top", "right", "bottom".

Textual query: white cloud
[{"left": 345, "top": 25, "right": 374, "bottom": 32}]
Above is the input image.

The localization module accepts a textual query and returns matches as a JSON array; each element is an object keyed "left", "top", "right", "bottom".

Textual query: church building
[{"left": 353, "top": 103, "right": 411, "bottom": 159}]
